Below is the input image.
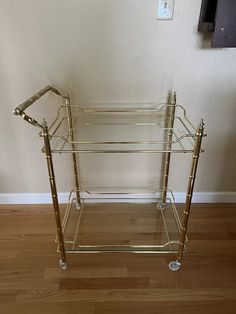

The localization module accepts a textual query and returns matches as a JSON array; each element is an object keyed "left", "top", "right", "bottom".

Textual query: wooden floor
[{"left": 0, "top": 203, "right": 236, "bottom": 313}]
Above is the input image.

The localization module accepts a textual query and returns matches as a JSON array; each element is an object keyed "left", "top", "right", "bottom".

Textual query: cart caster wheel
[
  {"left": 76, "top": 202, "right": 81, "bottom": 210},
  {"left": 157, "top": 202, "right": 165, "bottom": 211},
  {"left": 169, "top": 261, "right": 181, "bottom": 271},
  {"left": 59, "top": 259, "right": 68, "bottom": 270}
]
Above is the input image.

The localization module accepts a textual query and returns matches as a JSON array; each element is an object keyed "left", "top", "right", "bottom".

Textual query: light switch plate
[{"left": 157, "top": 0, "right": 175, "bottom": 20}]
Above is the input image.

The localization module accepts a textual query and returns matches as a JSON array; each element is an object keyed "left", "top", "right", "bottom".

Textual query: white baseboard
[{"left": 0, "top": 192, "right": 235, "bottom": 204}]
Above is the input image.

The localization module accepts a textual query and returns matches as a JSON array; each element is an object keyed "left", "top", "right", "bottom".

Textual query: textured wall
[{"left": 0, "top": 0, "right": 236, "bottom": 194}]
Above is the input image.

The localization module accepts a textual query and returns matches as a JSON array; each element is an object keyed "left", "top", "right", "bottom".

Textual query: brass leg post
[
  {"left": 42, "top": 120, "right": 67, "bottom": 270},
  {"left": 158, "top": 92, "right": 176, "bottom": 210},
  {"left": 169, "top": 120, "right": 205, "bottom": 271},
  {"left": 65, "top": 96, "right": 81, "bottom": 209}
]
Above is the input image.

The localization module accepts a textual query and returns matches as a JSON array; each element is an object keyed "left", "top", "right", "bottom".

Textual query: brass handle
[{"left": 13, "top": 85, "right": 66, "bottom": 128}]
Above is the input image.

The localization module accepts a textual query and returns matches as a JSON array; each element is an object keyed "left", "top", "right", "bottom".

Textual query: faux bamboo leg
[
  {"left": 65, "top": 96, "right": 81, "bottom": 209},
  {"left": 169, "top": 120, "right": 205, "bottom": 271},
  {"left": 42, "top": 120, "right": 67, "bottom": 270},
  {"left": 158, "top": 93, "right": 176, "bottom": 210}
]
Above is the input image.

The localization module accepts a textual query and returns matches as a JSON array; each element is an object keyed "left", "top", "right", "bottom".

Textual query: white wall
[{"left": 0, "top": 0, "right": 236, "bottom": 196}]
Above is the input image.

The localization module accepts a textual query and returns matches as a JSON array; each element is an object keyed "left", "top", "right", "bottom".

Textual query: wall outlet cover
[{"left": 157, "top": 0, "right": 175, "bottom": 20}]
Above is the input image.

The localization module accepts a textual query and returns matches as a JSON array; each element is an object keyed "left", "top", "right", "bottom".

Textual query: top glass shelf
[{"left": 42, "top": 103, "right": 204, "bottom": 154}]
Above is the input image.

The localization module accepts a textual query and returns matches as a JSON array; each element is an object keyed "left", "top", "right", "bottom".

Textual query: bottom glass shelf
[{"left": 59, "top": 191, "right": 186, "bottom": 254}]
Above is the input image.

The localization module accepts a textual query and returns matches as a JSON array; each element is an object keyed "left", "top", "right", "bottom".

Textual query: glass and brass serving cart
[{"left": 13, "top": 86, "right": 206, "bottom": 271}]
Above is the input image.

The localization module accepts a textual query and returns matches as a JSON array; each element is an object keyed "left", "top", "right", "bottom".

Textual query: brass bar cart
[{"left": 13, "top": 86, "right": 206, "bottom": 271}]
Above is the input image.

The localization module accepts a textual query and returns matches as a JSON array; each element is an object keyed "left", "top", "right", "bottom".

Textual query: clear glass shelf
[
  {"left": 59, "top": 190, "right": 186, "bottom": 254},
  {"left": 42, "top": 103, "right": 203, "bottom": 154}
]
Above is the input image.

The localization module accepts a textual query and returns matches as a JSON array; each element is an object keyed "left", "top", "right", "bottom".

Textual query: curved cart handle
[{"left": 13, "top": 85, "right": 67, "bottom": 128}]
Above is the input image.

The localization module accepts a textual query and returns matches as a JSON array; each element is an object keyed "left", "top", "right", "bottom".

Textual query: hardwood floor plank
[
  {"left": 43, "top": 266, "right": 127, "bottom": 279},
  {"left": 15, "top": 288, "right": 236, "bottom": 303},
  {"left": 0, "top": 250, "right": 18, "bottom": 260},
  {"left": 0, "top": 302, "right": 94, "bottom": 314},
  {"left": 0, "top": 291, "right": 18, "bottom": 303},
  {"left": 0, "top": 278, "right": 59, "bottom": 291},
  {"left": 94, "top": 301, "right": 227, "bottom": 314},
  {"left": 0, "top": 269, "right": 44, "bottom": 280},
  {"left": 59, "top": 277, "right": 151, "bottom": 290}
]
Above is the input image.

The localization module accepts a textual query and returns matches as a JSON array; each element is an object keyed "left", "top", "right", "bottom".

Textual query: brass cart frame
[{"left": 13, "top": 85, "right": 205, "bottom": 271}]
